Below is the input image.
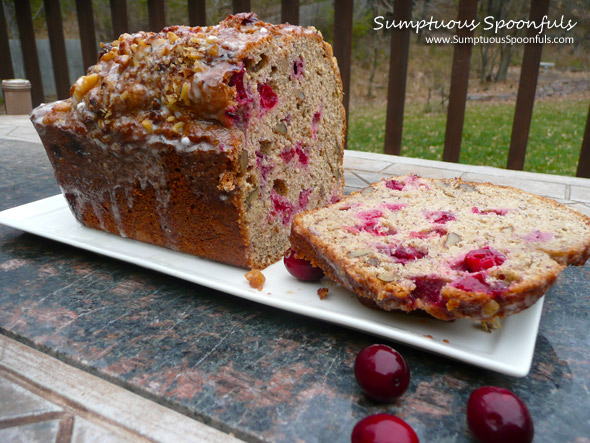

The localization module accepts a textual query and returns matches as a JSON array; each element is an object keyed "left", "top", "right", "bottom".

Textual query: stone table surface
[{"left": 1, "top": 116, "right": 590, "bottom": 442}]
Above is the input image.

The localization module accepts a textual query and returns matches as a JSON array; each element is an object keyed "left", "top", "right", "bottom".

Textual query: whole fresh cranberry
[
  {"left": 283, "top": 249, "right": 324, "bottom": 281},
  {"left": 467, "top": 386, "right": 533, "bottom": 443},
  {"left": 354, "top": 344, "right": 410, "bottom": 402},
  {"left": 351, "top": 414, "right": 419, "bottom": 443}
]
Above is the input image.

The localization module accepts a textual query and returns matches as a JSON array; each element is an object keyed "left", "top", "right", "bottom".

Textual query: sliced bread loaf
[{"left": 32, "top": 13, "right": 345, "bottom": 269}]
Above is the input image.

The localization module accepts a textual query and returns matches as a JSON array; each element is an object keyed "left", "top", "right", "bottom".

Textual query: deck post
[
  {"left": 442, "top": 0, "right": 478, "bottom": 163},
  {"left": 75, "top": 0, "right": 98, "bottom": 71},
  {"left": 232, "top": 0, "right": 251, "bottom": 14},
  {"left": 110, "top": 0, "right": 129, "bottom": 39},
  {"left": 188, "top": 0, "right": 207, "bottom": 27},
  {"left": 14, "top": 0, "right": 44, "bottom": 106},
  {"left": 0, "top": 0, "right": 15, "bottom": 80},
  {"left": 506, "top": 0, "right": 550, "bottom": 170},
  {"left": 44, "top": 0, "right": 71, "bottom": 99},
  {"left": 576, "top": 105, "right": 590, "bottom": 178},
  {"left": 148, "top": 0, "right": 166, "bottom": 32},
  {"left": 333, "top": 0, "right": 353, "bottom": 146},
  {"left": 281, "top": 0, "right": 299, "bottom": 25},
  {"left": 384, "top": 0, "right": 412, "bottom": 155}
]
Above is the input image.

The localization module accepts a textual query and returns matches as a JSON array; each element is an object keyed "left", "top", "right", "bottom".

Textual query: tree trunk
[
  {"left": 480, "top": 45, "right": 489, "bottom": 82},
  {"left": 417, "top": 0, "right": 431, "bottom": 42},
  {"left": 367, "top": 39, "right": 380, "bottom": 98},
  {"left": 495, "top": 44, "right": 513, "bottom": 81}
]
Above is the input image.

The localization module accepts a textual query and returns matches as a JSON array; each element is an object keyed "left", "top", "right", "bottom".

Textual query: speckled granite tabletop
[{"left": 1, "top": 137, "right": 589, "bottom": 442}]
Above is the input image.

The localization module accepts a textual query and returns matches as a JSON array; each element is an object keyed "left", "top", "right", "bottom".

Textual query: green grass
[{"left": 348, "top": 99, "right": 588, "bottom": 176}]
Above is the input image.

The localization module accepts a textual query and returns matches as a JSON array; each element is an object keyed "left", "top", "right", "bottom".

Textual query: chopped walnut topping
[
  {"left": 207, "top": 44, "right": 219, "bottom": 57},
  {"left": 141, "top": 119, "right": 153, "bottom": 133},
  {"left": 180, "top": 83, "right": 191, "bottom": 106},
  {"left": 101, "top": 50, "right": 116, "bottom": 62},
  {"left": 64, "top": 14, "right": 317, "bottom": 135},
  {"left": 152, "top": 38, "right": 165, "bottom": 49},
  {"left": 116, "top": 54, "right": 130, "bottom": 68},
  {"left": 165, "top": 94, "right": 177, "bottom": 106},
  {"left": 72, "top": 74, "right": 99, "bottom": 102},
  {"left": 53, "top": 101, "right": 71, "bottom": 112},
  {"left": 172, "top": 121, "right": 185, "bottom": 133}
]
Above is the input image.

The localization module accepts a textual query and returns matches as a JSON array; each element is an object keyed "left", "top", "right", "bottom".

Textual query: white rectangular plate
[{"left": 0, "top": 195, "right": 544, "bottom": 377}]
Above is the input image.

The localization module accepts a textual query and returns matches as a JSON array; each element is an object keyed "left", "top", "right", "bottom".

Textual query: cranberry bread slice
[
  {"left": 32, "top": 13, "right": 345, "bottom": 269},
  {"left": 290, "top": 175, "right": 590, "bottom": 321}
]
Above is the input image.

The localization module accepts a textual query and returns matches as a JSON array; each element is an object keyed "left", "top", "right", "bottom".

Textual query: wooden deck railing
[
  {"left": 0, "top": 0, "right": 588, "bottom": 178},
  {"left": 442, "top": 0, "right": 477, "bottom": 164}
]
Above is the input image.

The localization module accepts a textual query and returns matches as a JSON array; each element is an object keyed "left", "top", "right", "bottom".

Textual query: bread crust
[
  {"left": 290, "top": 176, "right": 590, "bottom": 321},
  {"left": 35, "top": 115, "right": 253, "bottom": 267}
]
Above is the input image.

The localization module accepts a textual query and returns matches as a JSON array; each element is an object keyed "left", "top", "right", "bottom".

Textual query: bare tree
[{"left": 478, "top": 0, "right": 528, "bottom": 82}]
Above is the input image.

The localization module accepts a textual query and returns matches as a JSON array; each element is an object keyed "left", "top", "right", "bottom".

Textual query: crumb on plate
[
  {"left": 317, "top": 287, "right": 328, "bottom": 299},
  {"left": 480, "top": 318, "right": 502, "bottom": 332},
  {"left": 245, "top": 269, "right": 265, "bottom": 290}
]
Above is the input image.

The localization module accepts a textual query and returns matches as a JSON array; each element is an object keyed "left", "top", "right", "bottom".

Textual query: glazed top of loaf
[{"left": 32, "top": 13, "right": 329, "bottom": 154}]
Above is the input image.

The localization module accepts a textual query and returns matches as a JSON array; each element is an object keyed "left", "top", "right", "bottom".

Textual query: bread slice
[{"left": 290, "top": 175, "right": 590, "bottom": 322}]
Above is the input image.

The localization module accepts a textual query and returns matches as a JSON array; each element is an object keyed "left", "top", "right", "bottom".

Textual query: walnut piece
[
  {"left": 377, "top": 272, "right": 397, "bottom": 282},
  {"left": 141, "top": 119, "right": 153, "bottom": 134},
  {"left": 72, "top": 74, "right": 99, "bottom": 102},
  {"left": 482, "top": 299, "right": 500, "bottom": 317},
  {"left": 53, "top": 101, "right": 71, "bottom": 112}
]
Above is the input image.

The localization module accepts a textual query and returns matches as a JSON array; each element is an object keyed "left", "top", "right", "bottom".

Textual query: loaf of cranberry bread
[
  {"left": 31, "top": 13, "right": 345, "bottom": 269},
  {"left": 290, "top": 175, "right": 590, "bottom": 321}
]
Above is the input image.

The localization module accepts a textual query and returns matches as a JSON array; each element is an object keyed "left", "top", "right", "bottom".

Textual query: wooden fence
[{"left": 0, "top": 0, "right": 588, "bottom": 178}]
